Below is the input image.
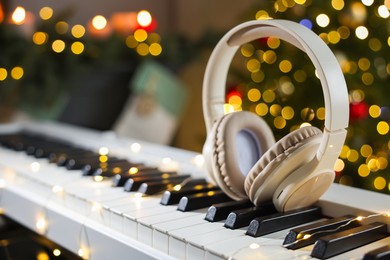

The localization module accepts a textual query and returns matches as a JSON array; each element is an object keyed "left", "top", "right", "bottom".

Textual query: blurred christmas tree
[{"left": 225, "top": 0, "right": 390, "bottom": 194}]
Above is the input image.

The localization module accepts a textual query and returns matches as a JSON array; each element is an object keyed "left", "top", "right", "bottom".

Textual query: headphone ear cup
[
  {"left": 203, "top": 111, "right": 275, "bottom": 200},
  {"left": 245, "top": 126, "right": 322, "bottom": 207}
]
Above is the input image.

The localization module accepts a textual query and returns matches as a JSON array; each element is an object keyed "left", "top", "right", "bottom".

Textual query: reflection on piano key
[
  {"left": 311, "top": 222, "right": 389, "bottom": 259},
  {"left": 363, "top": 244, "right": 390, "bottom": 260}
]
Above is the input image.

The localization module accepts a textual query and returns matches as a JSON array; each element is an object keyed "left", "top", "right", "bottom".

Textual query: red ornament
[{"left": 349, "top": 101, "right": 369, "bottom": 121}]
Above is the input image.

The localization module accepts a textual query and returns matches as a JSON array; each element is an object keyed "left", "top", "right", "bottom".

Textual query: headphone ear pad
[
  {"left": 245, "top": 126, "right": 322, "bottom": 206},
  {"left": 203, "top": 111, "right": 275, "bottom": 200}
]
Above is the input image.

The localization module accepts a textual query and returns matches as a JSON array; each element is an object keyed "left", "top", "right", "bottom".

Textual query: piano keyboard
[{"left": 0, "top": 121, "right": 389, "bottom": 260}]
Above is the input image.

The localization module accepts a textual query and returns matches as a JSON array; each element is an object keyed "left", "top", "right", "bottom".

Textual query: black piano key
[
  {"left": 283, "top": 215, "right": 360, "bottom": 249},
  {"left": 114, "top": 170, "right": 177, "bottom": 188},
  {"left": 160, "top": 183, "right": 219, "bottom": 205},
  {"left": 177, "top": 190, "right": 233, "bottom": 212},
  {"left": 363, "top": 244, "right": 390, "bottom": 260},
  {"left": 92, "top": 162, "right": 146, "bottom": 177},
  {"left": 224, "top": 203, "right": 277, "bottom": 229},
  {"left": 82, "top": 159, "right": 130, "bottom": 176},
  {"left": 137, "top": 175, "right": 193, "bottom": 195},
  {"left": 56, "top": 151, "right": 97, "bottom": 166},
  {"left": 311, "top": 222, "right": 388, "bottom": 259},
  {"left": 205, "top": 199, "right": 254, "bottom": 222},
  {"left": 246, "top": 206, "right": 323, "bottom": 237}
]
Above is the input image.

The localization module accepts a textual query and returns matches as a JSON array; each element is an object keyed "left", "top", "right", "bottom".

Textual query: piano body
[{"left": 0, "top": 121, "right": 389, "bottom": 260}]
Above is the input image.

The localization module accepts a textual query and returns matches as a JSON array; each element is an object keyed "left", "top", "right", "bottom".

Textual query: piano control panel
[{"left": 0, "top": 121, "right": 389, "bottom": 260}]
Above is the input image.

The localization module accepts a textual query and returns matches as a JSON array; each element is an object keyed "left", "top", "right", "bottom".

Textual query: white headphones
[{"left": 202, "top": 19, "right": 349, "bottom": 212}]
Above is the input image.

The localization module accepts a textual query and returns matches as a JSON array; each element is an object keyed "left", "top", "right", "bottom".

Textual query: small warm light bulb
[
  {"left": 137, "top": 10, "right": 152, "bottom": 27},
  {"left": 30, "top": 162, "right": 41, "bottom": 172},
  {"left": 12, "top": 6, "right": 26, "bottom": 24},
  {"left": 249, "top": 243, "right": 260, "bottom": 249},
  {"left": 173, "top": 184, "right": 182, "bottom": 191},
  {"left": 92, "top": 15, "right": 107, "bottom": 30},
  {"left": 128, "top": 167, "right": 139, "bottom": 175},
  {"left": 99, "top": 147, "right": 109, "bottom": 156},
  {"left": 36, "top": 217, "right": 47, "bottom": 233},
  {"left": 53, "top": 249, "right": 61, "bottom": 256},
  {"left": 130, "top": 142, "right": 141, "bottom": 153},
  {"left": 384, "top": 212, "right": 390, "bottom": 217},
  {"left": 93, "top": 176, "right": 104, "bottom": 182},
  {"left": 356, "top": 216, "right": 364, "bottom": 221},
  {"left": 78, "top": 247, "right": 90, "bottom": 259},
  {"left": 52, "top": 185, "right": 63, "bottom": 194},
  {"left": 193, "top": 154, "right": 205, "bottom": 168}
]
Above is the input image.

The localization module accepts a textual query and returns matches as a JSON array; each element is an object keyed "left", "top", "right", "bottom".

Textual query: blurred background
[{"left": 1, "top": 0, "right": 390, "bottom": 197}]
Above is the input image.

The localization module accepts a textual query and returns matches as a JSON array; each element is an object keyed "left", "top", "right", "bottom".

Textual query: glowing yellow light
[
  {"left": 112, "top": 167, "right": 121, "bottom": 174},
  {"left": 30, "top": 162, "right": 40, "bottom": 172},
  {"left": 11, "top": 66, "right": 23, "bottom": 80},
  {"left": 328, "top": 31, "right": 341, "bottom": 44},
  {"left": 241, "top": 44, "right": 255, "bottom": 57},
  {"left": 129, "top": 167, "right": 139, "bottom": 175},
  {"left": 0, "top": 68, "right": 7, "bottom": 81},
  {"left": 137, "top": 10, "right": 152, "bottom": 27},
  {"left": 37, "top": 251, "right": 50, "bottom": 260},
  {"left": 374, "top": 177, "right": 387, "bottom": 190},
  {"left": 92, "top": 15, "right": 107, "bottom": 30},
  {"left": 281, "top": 106, "right": 294, "bottom": 120},
  {"left": 255, "top": 103, "right": 268, "bottom": 116},
  {"left": 33, "top": 32, "right": 48, "bottom": 45},
  {"left": 248, "top": 88, "right": 261, "bottom": 102},
  {"left": 377, "top": 157, "right": 388, "bottom": 170},
  {"left": 55, "top": 21, "right": 68, "bottom": 34},
  {"left": 126, "top": 35, "right": 138, "bottom": 48},
  {"left": 149, "top": 43, "right": 162, "bottom": 56},
  {"left": 52, "top": 40, "right": 65, "bottom": 53},
  {"left": 52, "top": 185, "right": 63, "bottom": 194},
  {"left": 378, "top": 5, "right": 390, "bottom": 18},
  {"left": 274, "top": 116, "right": 286, "bottom": 129},
  {"left": 136, "top": 42, "right": 149, "bottom": 56},
  {"left": 78, "top": 247, "right": 90, "bottom": 259},
  {"left": 71, "top": 42, "right": 84, "bottom": 55},
  {"left": 247, "top": 59, "right": 261, "bottom": 73},
  {"left": 36, "top": 217, "right": 47, "bottom": 233},
  {"left": 347, "top": 149, "right": 359, "bottom": 162},
  {"left": 39, "top": 7, "right": 53, "bottom": 20},
  {"left": 362, "top": 72, "right": 374, "bottom": 86},
  {"left": 331, "top": 0, "right": 344, "bottom": 10},
  {"left": 303, "top": 234, "right": 312, "bottom": 240},
  {"left": 369, "top": 38, "right": 382, "bottom": 52},
  {"left": 251, "top": 71, "right": 265, "bottom": 83},
  {"left": 93, "top": 176, "right": 104, "bottom": 182},
  {"left": 224, "top": 103, "right": 235, "bottom": 114},
  {"left": 53, "top": 249, "right": 61, "bottom": 257},
  {"left": 334, "top": 159, "right": 345, "bottom": 172},
  {"left": 229, "top": 95, "right": 242, "bottom": 109},
  {"left": 99, "top": 147, "right": 109, "bottom": 155},
  {"left": 130, "top": 143, "right": 141, "bottom": 153},
  {"left": 134, "top": 29, "right": 148, "bottom": 42},
  {"left": 249, "top": 243, "right": 260, "bottom": 249},
  {"left": 12, "top": 6, "right": 26, "bottom": 24},
  {"left": 270, "top": 104, "right": 281, "bottom": 116},
  {"left": 316, "top": 14, "right": 330, "bottom": 27},
  {"left": 358, "top": 58, "right": 370, "bottom": 71},
  {"left": 337, "top": 26, "right": 350, "bottom": 39},
  {"left": 301, "top": 108, "right": 315, "bottom": 121},
  {"left": 377, "top": 121, "right": 389, "bottom": 135},
  {"left": 355, "top": 26, "right": 369, "bottom": 40},
  {"left": 267, "top": 37, "right": 280, "bottom": 49},
  {"left": 262, "top": 90, "right": 276, "bottom": 103},
  {"left": 255, "top": 10, "right": 270, "bottom": 20},
  {"left": 356, "top": 216, "right": 364, "bottom": 221},
  {"left": 263, "top": 50, "right": 277, "bottom": 64},
  {"left": 316, "top": 107, "right": 325, "bottom": 120},
  {"left": 294, "top": 70, "right": 307, "bottom": 83},
  {"left": 173, "top": 184, "right": 182, "bottom": 191},
  {"left": 362, "top": 0, "right": 374, "bottom": 6},
  {"left": 279, "top": 60, "right": 292, "bottom": 73},
  {"left": 360, "top": 144, "right": 373, "bottom": 157},
  {"left": 99, "top": 155, "right": 108, "bottom": 163},
  {"left": 71, "top": 24, "right": 86, "bottom": 38}
]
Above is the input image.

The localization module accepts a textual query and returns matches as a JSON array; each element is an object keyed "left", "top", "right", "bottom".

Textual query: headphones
[{"left": 202, "top": 19, "right": 349, "bottom": 212}]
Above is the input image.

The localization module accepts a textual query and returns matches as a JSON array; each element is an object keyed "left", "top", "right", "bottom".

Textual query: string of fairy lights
[
  {"left": 0, "top": 5, "right": 162, "bottom": 83},
  {"left": 225, "top": 0, "right": 390, "bottom": 194}
]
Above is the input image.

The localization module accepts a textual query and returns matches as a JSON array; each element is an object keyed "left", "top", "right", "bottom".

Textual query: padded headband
[{"left": 202, "top": 19, "right": 349, "bottom": 161}]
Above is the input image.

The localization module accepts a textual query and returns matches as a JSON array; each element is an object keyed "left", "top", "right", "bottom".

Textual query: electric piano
[{"left": 0, "top": 121, "right": 389, "bottom": 260}]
